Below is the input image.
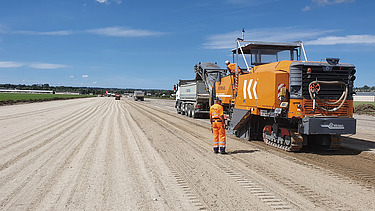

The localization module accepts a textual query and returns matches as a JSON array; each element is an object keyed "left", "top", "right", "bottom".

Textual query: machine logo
[
  {"left": 321, "top": 123, "right": 345, "bottom": 130},
  {"left": 218, "top": 86, "right": 226, "bottom": 90},
  {"left": 243, "top": 79, "right": 258, "bottom": 100}
]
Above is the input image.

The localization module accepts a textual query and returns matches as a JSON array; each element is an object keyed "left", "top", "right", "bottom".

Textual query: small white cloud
[
  {"left": 0, "top": 27, "right": 73, "bottom": 36},
  {"left": 302, "top": 6, "right": 311, "bottom": 11},
  {"left": 0, "top": 61, "right": 24, "bottom": 68},
  {"left": 203, "top": 27, "right": 335, "bottom": 49},
  {"left": 39, "top": 30, "right": 73, "bottom": 36},
  {"left": 305, "top": 34, "right": 375, "bottom": 45},
  {"left": 82, "top": 75, "right": 89, "bottom": 78},
  {"left": 225, "top": 0, "right": 278, "bottom": 6},
  {"left": 29, "top": 63, "right": 68, "bottom": 69},
  {"left": 303, "top": 0, "right": 355, "bottom": 11},
  {"left": 93, "top": 81, "right": 97, "bottom": 84},
  {"left": 87, "top": 26, "right": 166, "bottom": 37},
  {"left": 95, "top": 0, "right": 121, "bottom": 4},
  {"left": 14, "top": 30, "right": 73, "bottom": 36},
  {"left": 69, "top": 75, "right": 75, "bottom": 78},
  {"left": 313, "top": 0, "right": 355, "bottom": 6}
]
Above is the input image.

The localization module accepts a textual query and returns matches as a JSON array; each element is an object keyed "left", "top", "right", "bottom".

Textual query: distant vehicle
[
  {"left": 105, "top": 90, "right": 112, "bottom": 97},
  {"left": 134, "top": 91, "right": 145, "bottom": 101},
  {"left": 115, "top": 94, "right": 121, "bottom": 100}
]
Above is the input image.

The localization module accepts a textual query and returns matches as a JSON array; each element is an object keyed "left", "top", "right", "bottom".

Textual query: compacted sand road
[{"left": 0, "top": 97, "right": 374, "bottom": 210}]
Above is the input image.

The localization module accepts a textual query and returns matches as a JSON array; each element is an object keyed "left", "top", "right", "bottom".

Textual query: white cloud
[
  {"left": 69, "top": 75, "right": 75, "bottom": 78},
  {"left": 95, "top": 0, "right": 122, "bottom": 4},
  {"left": 0, "top": 61, "right": 24, "bottom": 68},
  {"left": 87, "top": 26, "right": 166, "bottom": 37},
  {"left": 13, "top": 30, "right": 73, "bottom": 36},
  {"left": 0, "top": 27, "right": 73, "bottom": 36},
  {"left": 0, "top": 61, "right": 70, "bottom": 69},
  {"left": 313, "top": 0, "right": 355, "bottom": 6},
  {"left": 203, "top": 27, "right": 335, "bottom": 49},
  {"left": 29, "top": 63, "right": 68, "bottom": 69},
  {"left": 82, "top": 75, "right": 89, "bottom": 78},
  {"left": 303, "top": 0, "right": 355, "bottom": 11},
  {"left": 38, "top": 30, "right": 73, "bottom": 36},
  {"left": 225, "top": 0, "right": 278, "bottom": 6},
  {"left": 1, "top": 26, "right": 164, "bottom": 38},
  {"left": 302, "top": 6, "right": 311, "bottom": 11},
  {"left": 305, "top": 35, "right": 375, "bottom": 45}
]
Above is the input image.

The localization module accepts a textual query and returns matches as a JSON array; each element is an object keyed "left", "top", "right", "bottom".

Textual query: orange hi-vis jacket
[
  {"left": 227, "top": 63, "right": 239, "bottom": 74},
  {"left": 210, "top": 103, "right": 226, "bottom": 148}
]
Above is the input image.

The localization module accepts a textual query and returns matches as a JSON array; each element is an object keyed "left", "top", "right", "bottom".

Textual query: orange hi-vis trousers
[{"left": 212, "top": 119, "right": 226, "bottom": 148}]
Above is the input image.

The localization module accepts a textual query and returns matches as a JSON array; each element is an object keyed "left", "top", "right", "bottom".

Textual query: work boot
[
  {"left": 220, "top": 147, "right": 226, "bottom": 154},
  {"left": 213, "top": 147, "right": 219, "bottom": 154}
]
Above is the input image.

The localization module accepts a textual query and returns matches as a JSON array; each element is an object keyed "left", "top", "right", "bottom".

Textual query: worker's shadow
[{"left": 228, "top": 149, "right": 258, "bottom": 155}]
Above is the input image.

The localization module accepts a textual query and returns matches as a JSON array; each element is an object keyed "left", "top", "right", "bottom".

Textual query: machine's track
[{"left": 263, "top": 125, "right": 303, "bottom": 151}]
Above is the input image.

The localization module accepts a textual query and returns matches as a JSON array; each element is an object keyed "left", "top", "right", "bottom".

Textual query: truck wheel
[
  {"left": 188, "top": 105, "right": 192, "bottom": 117},
  {"left": 181, "top": 104, "right": 185, "bottom": 115},
  {"left": 185, "top": 105, "right": 189, "bottom": 116},
  {"left": 191, "top": 107, "right": 196, "bottom": 118}
]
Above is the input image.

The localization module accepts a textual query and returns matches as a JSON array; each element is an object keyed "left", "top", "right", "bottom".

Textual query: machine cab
[{"left": 231, "top": 41, "right": 307, "bottom": 69}]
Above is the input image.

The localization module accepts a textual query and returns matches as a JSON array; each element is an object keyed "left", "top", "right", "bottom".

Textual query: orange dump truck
[{"left": 215, "top": 41, "right": 356, "bottom": 151}]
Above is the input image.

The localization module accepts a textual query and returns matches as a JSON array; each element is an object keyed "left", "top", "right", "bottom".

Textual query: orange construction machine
[{"left": 215, "top": 40, "right": 356, "bottom": 151}]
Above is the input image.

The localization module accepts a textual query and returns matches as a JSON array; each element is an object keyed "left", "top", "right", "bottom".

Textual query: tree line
[
  {"left": 0, "top": 83, "right": 174, "bottom": 97},
  {"left": 354, "top": 85, "right": 375, "bottom": 92}
]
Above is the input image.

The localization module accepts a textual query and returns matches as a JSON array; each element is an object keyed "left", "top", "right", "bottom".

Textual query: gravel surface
[{"left": 0, "top": 97, "right": 374, "bottom": 210}]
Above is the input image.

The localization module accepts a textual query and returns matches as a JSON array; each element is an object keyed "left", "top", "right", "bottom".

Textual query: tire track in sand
[
  {"left": 0, "top": 100, "right": 110, "bottom": 209},
  {"left": 120, "top": 101, "right": 203, "bottom": 210}
]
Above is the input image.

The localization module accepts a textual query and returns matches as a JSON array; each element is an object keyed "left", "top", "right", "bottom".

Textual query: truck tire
[
  {"left": 188, "top": 105, "right": 192, "bottom": 117},
  {"left": 191, "top": 107, "right": 197, "bottom": 118},
  {"left": 185, "top": 104, "right": 189, "bottom": 116},
  {"left": 181, "top": 103, "right": 186, "bottom": 115}
]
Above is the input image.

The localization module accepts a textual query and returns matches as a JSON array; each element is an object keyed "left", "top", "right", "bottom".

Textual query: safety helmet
[
  {"left": 225, "top": 60, "right": 230, "bottom": 65},
  {"left": 216, "top": 96, "right": 222, "bottom": 101}
]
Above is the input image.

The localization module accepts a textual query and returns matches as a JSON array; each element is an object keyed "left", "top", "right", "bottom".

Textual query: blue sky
[{"left": 0, "top": 0, "right": 374, "bottom": 89}]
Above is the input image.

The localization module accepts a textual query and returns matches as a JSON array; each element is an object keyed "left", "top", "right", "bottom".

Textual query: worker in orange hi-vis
[
  {"left": 210, "top": 97, "right": 227, "bottom": 154},
  {"left": 225, "top": 60, "right": 240, "bottom": 74}
]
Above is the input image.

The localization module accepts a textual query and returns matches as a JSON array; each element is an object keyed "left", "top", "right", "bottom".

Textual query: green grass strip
[
  {"left": 0, "top": 93, "right": 93, "bottom": 104},
  {"left": 353, "top": 101, "right": 375, "bottom": 107}
]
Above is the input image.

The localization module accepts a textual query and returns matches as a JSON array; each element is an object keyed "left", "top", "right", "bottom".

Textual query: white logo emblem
[
  {"left": 321, "top": 123, "right": 345, "bottom": 130},
  {"left": 243, "top": 79, "right": 258, "bottom": 100}
]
